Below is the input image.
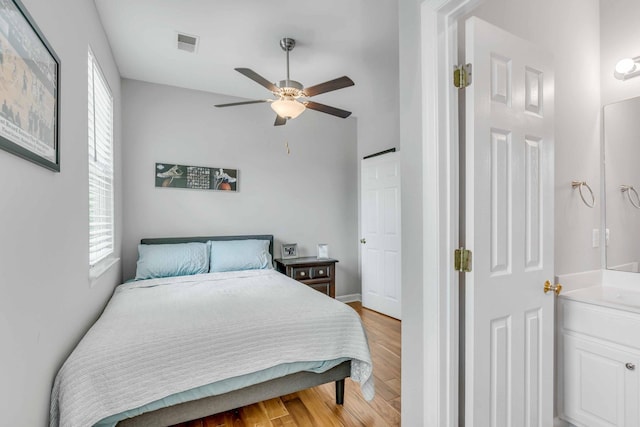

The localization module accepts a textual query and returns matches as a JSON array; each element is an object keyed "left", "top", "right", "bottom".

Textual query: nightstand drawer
[
  {"left": 308, "top": 282, "right": 330, "bottom": 295},
  {"left": 311, "top": 266, "right": 330, "bottom": 278},
  {"left": 292, "top": 267, "right": 311, "bottom": 280}
]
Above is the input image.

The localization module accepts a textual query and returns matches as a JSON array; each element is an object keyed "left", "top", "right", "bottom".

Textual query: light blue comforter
[{"left": 50, "top": 270, "right": 374, "bottom": 427}]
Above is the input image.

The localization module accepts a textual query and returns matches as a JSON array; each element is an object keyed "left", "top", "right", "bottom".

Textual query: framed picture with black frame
[
  {"left": 0, "top": 0, "right": 60, "bottom": 171},
  {"left": 281, "top": 243, "right": 298, "bottom": 259}
]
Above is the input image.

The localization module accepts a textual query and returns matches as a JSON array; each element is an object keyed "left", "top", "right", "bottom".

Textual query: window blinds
[{"left": 88, "top": 49, "right": 114, "bottom": 267}]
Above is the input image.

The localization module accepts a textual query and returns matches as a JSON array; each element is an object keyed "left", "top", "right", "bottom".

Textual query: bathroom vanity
[
  {"left": 556, "top": 92, "right": 640, "bottom": 426},
  {"left": 555, "top": 13, "right": 640, "bottom": 426},
  {"left": 558, "top": 285, "right": 640, "bottom": 426}
]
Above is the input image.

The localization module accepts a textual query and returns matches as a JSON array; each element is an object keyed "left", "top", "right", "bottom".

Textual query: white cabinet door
[
  {"left": 465, "top": 17, "right": 555, "bottom": 427},
  {"left": 360, "top": 152, "right": 401, "bottom": 319},
  {"left": 564, "top": 333, "right": 640, "bottom": 427}
]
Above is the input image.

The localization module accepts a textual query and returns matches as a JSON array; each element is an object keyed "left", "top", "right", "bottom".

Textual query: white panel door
[
  {"left": 465, "top": 17, "right": 555, "bottom": 426},
  {"left": 361, "top": 152, "right": 401, "bottom": 319}
]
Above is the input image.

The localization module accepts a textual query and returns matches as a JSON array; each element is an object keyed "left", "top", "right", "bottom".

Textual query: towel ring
[
  {"left": 621, "top": 185, "right": 640, "bottom": 209},
  {"left": 571, "top": 181, "right": 595, "bottom": 208}
]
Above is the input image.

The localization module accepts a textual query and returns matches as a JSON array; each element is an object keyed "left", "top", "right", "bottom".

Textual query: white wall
[
  {"left": 121, "top": 79, "right": 360, "bottom": 296},
  {"left": 355, "top": 2, "right": 401, "bottom": 160},
  {"left": 467, "top": 0, "right": 602, "bottom": 276},
  {"left": 0, "top": 0, "right": 122, "bottom": 425},
  {"left": 600, "top": 0, "right": 640, "bottom": 274},
  {"left": 600, "top": 0, "right": 640, "bottom": 105}
]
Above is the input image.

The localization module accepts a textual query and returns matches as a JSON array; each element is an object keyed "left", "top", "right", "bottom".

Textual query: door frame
[{"left": 418, "top": 0, "right": 480, "bottom": 426}]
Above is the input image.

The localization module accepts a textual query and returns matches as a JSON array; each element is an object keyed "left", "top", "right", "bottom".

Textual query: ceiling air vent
[{"left": 177, "top": 33, "right": 198, "bottom": 53}]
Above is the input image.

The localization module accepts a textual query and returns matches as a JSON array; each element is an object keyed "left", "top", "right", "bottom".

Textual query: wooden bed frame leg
[{"left": 335, "top": 379, "right": 345, "bottom": 405}]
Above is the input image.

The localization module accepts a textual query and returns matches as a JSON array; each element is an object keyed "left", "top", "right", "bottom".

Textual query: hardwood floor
[{"left": 172, "top": 302, "right": 401, "bottom": 427}]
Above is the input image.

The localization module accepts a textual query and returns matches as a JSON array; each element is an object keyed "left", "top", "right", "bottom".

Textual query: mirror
[{"left": 604, "top": 96, "right": 640, "bottom": 271}]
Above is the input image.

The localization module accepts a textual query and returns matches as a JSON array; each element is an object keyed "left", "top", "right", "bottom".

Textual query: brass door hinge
[
  {"left": 454, "top": 247, "right": 472, "bottom": 272},
  {"left": 453, "top": 64, "right": 472, "bottom": 89}
]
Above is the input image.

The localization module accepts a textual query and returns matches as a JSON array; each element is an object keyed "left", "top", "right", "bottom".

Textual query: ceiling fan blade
[
  {"left": 235, "top": 68, "right": 279, "bottom": 93},
  {"left": 303, "top": 76, "right": 355, "bottom": 97},
  {"left": 304, "top": 101, "right": 352, "bottom": 118},
  {"left": 274, "top": 115, "right": 287, "bottom": 126},
  {"left": 215, "top": 99, "right": 269, "bottom": 107}
]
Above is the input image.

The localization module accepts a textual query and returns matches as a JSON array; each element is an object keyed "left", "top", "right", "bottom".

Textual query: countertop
[{"left": 561, "top": 285, "right": 640, "bottom": 314}]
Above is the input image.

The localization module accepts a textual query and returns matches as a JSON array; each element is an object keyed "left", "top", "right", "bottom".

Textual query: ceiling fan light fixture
[{"left": 271, "top": 97, "right": 305, "bottom": 120}]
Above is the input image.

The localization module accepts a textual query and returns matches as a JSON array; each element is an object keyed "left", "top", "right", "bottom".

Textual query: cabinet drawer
[
  {"left": 311, "top": 266, "right": 330, "bottom": 278},
  {"left": 562, "top": 300, "right": 640, "bottom": 349},
  {"left": 292, "top": 267, "right": 311, "bottom": 280},
  {"left": 307, "top": 282, "right": 330, "bottom": 295}
]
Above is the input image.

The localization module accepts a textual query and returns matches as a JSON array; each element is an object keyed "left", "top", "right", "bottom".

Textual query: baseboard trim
[
  {"left": 336, "top": 293, "right": 361, "bottom": 303},
  {"left": 554, "top": 417, "right": 573, "bottom": 427}
]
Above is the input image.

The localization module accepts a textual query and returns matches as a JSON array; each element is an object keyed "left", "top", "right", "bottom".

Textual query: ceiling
[{"left": 93, "top": 0, "right": 400, "bottom": 118}]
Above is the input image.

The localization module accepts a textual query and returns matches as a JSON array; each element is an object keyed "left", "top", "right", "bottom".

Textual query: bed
[{"left": 50, "top": 235, "right": 374, "bottom": 427}]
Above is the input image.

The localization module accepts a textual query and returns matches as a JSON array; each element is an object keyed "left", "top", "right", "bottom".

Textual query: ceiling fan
[{"left": 215, "top": 37, "right": 355, "bottom": 126}]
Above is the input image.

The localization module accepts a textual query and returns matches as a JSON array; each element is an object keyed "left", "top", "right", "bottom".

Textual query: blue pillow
[
  {"left": 209, "top": 239, "right": 273, "bottom": 272},
  {"left": 135, "top": 242, "right": 210, "bottom": 280}
]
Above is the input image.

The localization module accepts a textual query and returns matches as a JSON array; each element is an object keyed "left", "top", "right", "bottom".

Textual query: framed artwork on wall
[
  {"left": 155, "top": 163, "right": 238, "bottom": 191},
  {"left": 0, "top": 0, "right": 60, "bottom": 171}
]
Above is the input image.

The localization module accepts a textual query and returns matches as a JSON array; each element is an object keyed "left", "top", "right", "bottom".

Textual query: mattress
[{"left": 50, "top": 269, "right": 374, "bottom": 427}]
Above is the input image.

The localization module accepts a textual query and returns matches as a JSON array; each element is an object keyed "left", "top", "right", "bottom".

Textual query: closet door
[{"left": 361, "top": 152, "right": 401, "bottom": 319}]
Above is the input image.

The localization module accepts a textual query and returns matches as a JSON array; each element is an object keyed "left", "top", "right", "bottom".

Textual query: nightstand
[{"left": 274, "top": 257, "right": 339, "bottom": 298}]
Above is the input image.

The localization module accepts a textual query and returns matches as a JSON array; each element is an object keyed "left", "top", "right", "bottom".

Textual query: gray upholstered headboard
[{"left": 140, "top": 235, "right": 275, "bottom": 258}]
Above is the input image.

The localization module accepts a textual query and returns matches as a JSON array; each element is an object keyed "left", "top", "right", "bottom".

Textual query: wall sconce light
[{"left": 614, "top": 56, "right": 640, "bottom": 80}]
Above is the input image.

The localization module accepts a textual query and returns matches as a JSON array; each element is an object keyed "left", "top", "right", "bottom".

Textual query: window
[{"left": 88, "top": 49, "right": 114, "bottom": 267}]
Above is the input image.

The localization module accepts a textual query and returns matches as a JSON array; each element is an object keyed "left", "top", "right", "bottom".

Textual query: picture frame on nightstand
[
  {"left": 317, "top": 243, "right": 329, "bottom": 259},
  {"left": 281, "top": 243, "right": 298, "bottom": 259}
]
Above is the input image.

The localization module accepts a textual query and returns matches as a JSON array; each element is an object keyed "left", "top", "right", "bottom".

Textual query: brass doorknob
[
  {"left": 360, "top": 238, "right": 366, "bottom": 244},
  {"left": 544, "top": 280, "right": 562, "bottom": 296}
]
